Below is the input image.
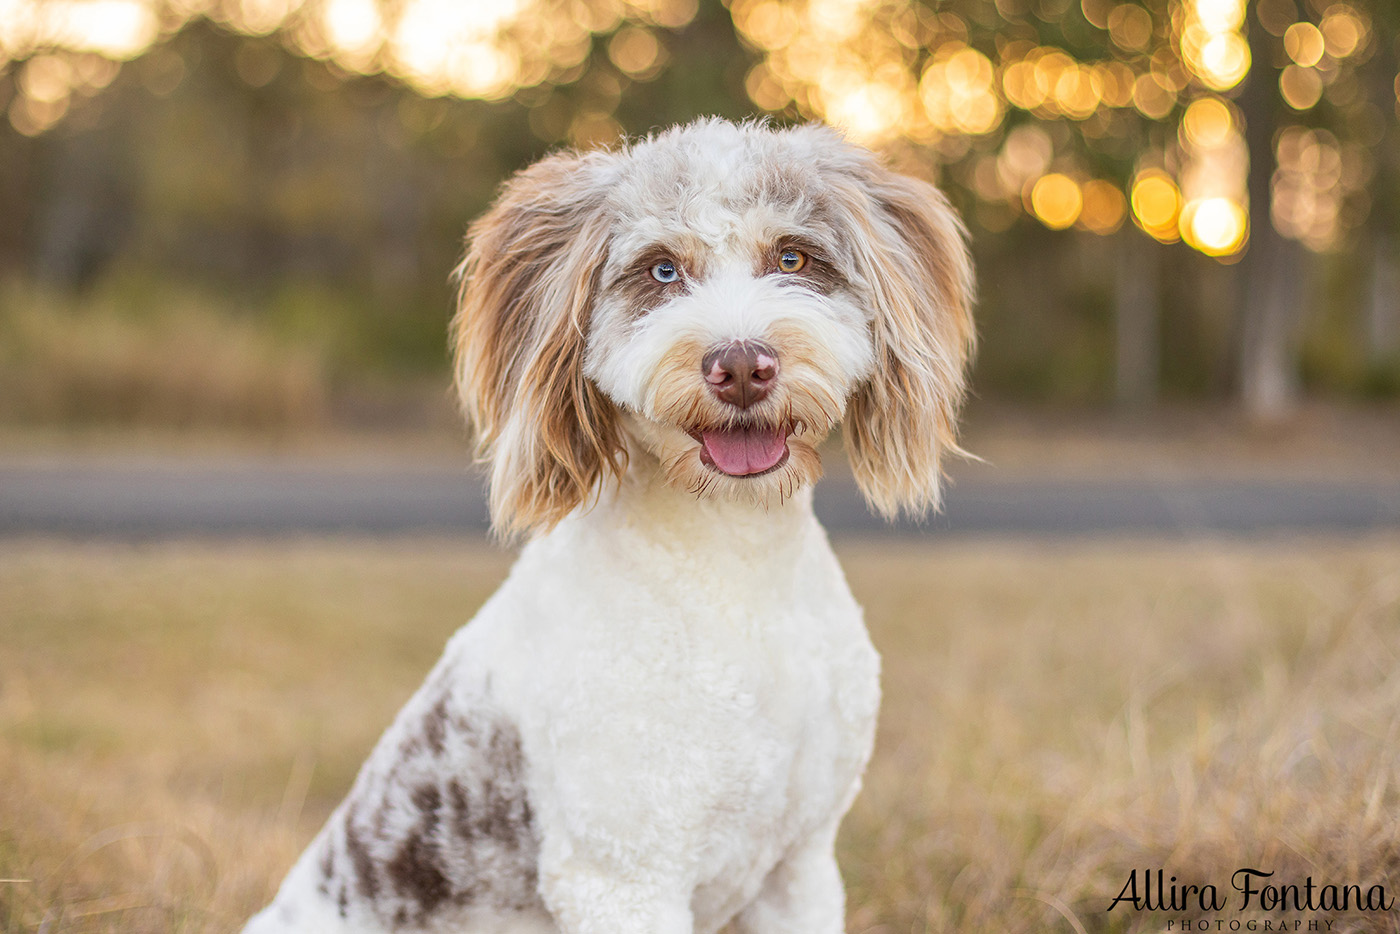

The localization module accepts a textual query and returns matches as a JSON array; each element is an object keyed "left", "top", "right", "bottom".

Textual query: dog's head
[{"left": 453, "top": 119, "right": 975, "bottom": 538}]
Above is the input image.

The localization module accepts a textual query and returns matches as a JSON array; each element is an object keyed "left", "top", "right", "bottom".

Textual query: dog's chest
[
  {"left": 537, "top": 548, "right": 879, "bottom": 919},
  {"left": 491, "top": 512, "right": 880, "bottom": 928},
  {"left": 519, "top": 568, "right": 880, "bottom": 799},
  {"left": 682, "top": 604, "right": 879, "bottom": 920}
]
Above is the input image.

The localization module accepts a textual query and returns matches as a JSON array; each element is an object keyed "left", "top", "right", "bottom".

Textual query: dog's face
[{"left": 454, "top": 120, "right": 974, "bottom": 538}]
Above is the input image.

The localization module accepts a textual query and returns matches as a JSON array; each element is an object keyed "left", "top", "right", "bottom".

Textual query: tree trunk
[
  {"left": 1362, "top": 14, "right": 1400, "bottom": 368},
  {"left": 1367, "top": 232, "right": 1400, "bottom": 363},
  {"left": 1235, "top": 13, "right": 1306, "bottom": 423},
  {"left": 1238, "top": 232, "right": 1307, "bottom": 419},
  {"left": 1114, "top": 234, "right": 1159, "bottom": 408}
]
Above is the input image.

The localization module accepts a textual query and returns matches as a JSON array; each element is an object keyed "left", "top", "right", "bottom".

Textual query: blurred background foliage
[{"left": 0, "top": 0, "right": 1397, "bottom": 430}]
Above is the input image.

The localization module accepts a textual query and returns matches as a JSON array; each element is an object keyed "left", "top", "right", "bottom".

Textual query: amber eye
[{"left": 777, "top": 249, "right": 806, "bottom": 273}]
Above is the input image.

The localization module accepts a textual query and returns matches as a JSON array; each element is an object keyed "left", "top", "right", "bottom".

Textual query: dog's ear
[
  {"left": 452, "top": 150, "right": 625, "bottom": 540},
  {"left": 837, "top": 160, "right": 976, "bottom": 520}
]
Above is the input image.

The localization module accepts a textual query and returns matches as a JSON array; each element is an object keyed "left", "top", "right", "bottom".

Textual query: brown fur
[
  {"left": 757, "top": 238, "right": 848, "bottom": 295},
  {"left": 451, "top": 151, "right": 627, "bottom": 539},
  {"left": 616, "top": 245, "right": 699, "bottom": 319},
  {"left": 830, "top": 161, "right": 977, "bottom": 519}
]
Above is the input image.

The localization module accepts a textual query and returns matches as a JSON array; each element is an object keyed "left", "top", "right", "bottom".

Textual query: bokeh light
[
  {"left": 920, "top": 44, "right": 1002, "bottom": 137},
  {"left": 1181, "top": 97, "right": 1233, "bottom": 148},
  {"left": 1132, "top": 171, "right": 1183, "bottom": 242},
  {"left": 1180, "top": 0, "right": 1250, "bottom": 91},
  {"left": 0, "top": 0, "right": 699, "bottom": 120},
  {"left": 608, "top": 26, "right": 664, "bottom": 79},
  {"left": 1132, "top": 73, "right": 1176, "bottom": 120},
  {"left": 1107, "top": 5, "right": 1153, "bottom": 52},
  {"left": 1280, "top": 64, "right": 1324, "bottom": 110},
  {"left": 48, "top": 0, "right": 159, "bottom": 57},
  {"left": 1176, "top": 90, "right": 1247, "bottom": 257},
  {"left": 1319, "top": 6, "right": 1363, "bottom": 58},
  {"left": 1283, "top": 21, "right": 1324, "bottom": 67},
  {"left": 324, "top": 0, "right": 382, "bottom": 65},
  {"left": 1270, "top": 125, "right": 1368, "bottom": 252},
  {"left": 1029, "top": 173, "right": 1083, "bottom": 230},
  {"left": 728, "top": 0, "right": 1278, "bottom": 258},
  {"left": 1181, "top": 197, "right": 1248, "bottom": 256},
  {"left": 1078, "top": 179, "right": 1127, "bottom": 235}
]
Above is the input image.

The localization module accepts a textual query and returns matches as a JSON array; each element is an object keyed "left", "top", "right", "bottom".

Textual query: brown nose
[{"left": 701, "top": 341, "right": 780, "bottom": 409}]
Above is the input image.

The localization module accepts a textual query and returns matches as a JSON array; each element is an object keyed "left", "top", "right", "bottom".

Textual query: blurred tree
[
  {"left": 1, "top": 0, "right": 1397, "bottom": 413},
  {"left": 0, "top": 1, "right": 756, "bottom": 380},
  {"left": 725, "top": 0, "right": 1396, "bottom": 418}
]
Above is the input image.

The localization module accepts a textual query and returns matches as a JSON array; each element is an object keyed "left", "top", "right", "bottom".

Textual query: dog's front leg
[
  {"left": 732, "top": 825, "right": 847, "bottom": 934},
  {"left": 530, "top": 764, "right": 698, "bottom": 934},
  {"left": 538, "top": 852, "right": 694, "bottom": 934}
]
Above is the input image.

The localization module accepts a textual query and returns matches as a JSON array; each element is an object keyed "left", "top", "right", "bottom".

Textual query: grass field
[{"left": 2, "top": 536, "right": 1399, "bottom": 933}]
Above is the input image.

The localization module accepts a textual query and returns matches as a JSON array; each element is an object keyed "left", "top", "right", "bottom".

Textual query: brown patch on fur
[
  {"left": 386, "top": 784, "right": 451, "bottom": 922},
  {"left": 447, "top": 780, "right": 472, "bottom": 833},
  {"left": 411, "top": 783, "right": 442, "bottom": 815},
  {"left": 451, "top": 150, "right": 627, "bottom": 540},
  {"left": 322, "top": 711, "right": 538, "bottom": 925},
  {"left": 317, "top": 844, "right": 335, "bottom": 896},
  {"left": 387, "top": 842, "right": 451, "bottom": 914},
  {"left": 422, "top": 697, "right": 448, "bottom": 757},
  {"left": 444, "top": 725, "right": 535, "bottom": 849},
  {"left": 343, "top": 809, "right": 379, "bottom": 901},
  {"left": 615, "top": 245, "right": 694, "bottom": 319}
]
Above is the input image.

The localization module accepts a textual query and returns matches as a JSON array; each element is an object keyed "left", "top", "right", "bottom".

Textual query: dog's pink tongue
[{"left": 701, "top": 426, "right": 788, "bottom": 476}]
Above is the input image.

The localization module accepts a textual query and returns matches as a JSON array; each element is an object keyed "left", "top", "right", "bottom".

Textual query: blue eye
[{"left": 650, "top": 261, "right": 679, "bottom": 283}]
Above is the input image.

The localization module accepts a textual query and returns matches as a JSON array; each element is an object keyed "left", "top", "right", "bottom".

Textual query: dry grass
[
  {"left": 2, "top": 536, "right": 1399, "bottom": 933},
  {"left": 838, "top": 538, "right": 1400, "bottom": 934}
]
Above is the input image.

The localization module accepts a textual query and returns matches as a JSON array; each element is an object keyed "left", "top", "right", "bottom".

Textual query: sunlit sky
[{"left": 0, "top": 0, "right": 1386, "bottom": 258}]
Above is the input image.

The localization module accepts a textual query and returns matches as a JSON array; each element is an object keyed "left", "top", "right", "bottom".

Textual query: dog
[{"left": 243, "top": 117, "right": 974, "bottom": 934}]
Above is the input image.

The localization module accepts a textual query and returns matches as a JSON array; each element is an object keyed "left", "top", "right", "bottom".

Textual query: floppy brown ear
[
  {"left": 451, "top": 149, "right": 625, "bottom": 540},
  {"left": 837, "top": 163, "right": 976, "bottom": 520}
]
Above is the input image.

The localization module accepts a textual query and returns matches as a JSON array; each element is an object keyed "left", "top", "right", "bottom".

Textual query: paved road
[{"left": 1, "top": 456, "right": 1398, "bottom": 539}]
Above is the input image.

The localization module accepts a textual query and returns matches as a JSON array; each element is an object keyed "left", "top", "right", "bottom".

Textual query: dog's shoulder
[{"left": 306, "top": 662, "right": 542, "bottom": 930}]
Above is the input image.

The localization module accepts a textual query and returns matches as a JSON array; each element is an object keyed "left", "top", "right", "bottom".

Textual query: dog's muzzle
[{"left": 695, "top": 341, "right": 789, "bottom": 477}]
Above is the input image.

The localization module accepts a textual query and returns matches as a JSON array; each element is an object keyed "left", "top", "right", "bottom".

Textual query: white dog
[{"left": 244, "top": 118, "right": 974, "bottom": 934}]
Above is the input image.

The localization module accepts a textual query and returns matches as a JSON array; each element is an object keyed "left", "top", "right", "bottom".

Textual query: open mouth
[{"left": 690, "top": 424, "right": 791, "bottom": 477}]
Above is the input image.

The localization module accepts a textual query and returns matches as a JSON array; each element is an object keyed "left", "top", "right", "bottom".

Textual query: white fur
[{"left": 245, "top": 119, "right": 973, "bottom": 934}]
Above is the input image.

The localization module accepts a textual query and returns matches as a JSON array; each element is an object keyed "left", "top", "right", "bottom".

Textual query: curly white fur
[{"left": 244, "top": 118, "right": 974, "bottom": 934}]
